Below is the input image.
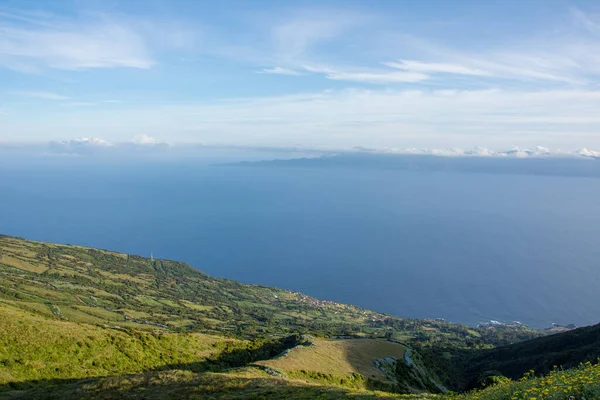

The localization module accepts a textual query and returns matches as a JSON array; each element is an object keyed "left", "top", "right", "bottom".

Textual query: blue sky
[{"left": 1, "top": 0, "right": 600, "bottom": 150}]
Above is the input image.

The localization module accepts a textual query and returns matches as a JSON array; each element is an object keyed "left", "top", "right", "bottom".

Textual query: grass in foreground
[
  {"left": 0, "top": 368, "right": 439, "bottom": 400},
  {"left": 454, "top": 360, "right": 600, "bottom": 400},
  {"left": 4, "top": 362, "right": 599, "bottom": 400}
]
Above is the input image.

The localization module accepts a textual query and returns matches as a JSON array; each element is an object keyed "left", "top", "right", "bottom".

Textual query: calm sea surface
[{"left": 2, "top": 157, "right": 599, "bottom": 328}]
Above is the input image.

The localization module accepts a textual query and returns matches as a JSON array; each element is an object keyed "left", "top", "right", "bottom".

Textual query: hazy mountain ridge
[{"left": 236, "top": 152, "right": 600, "bottom": 179}]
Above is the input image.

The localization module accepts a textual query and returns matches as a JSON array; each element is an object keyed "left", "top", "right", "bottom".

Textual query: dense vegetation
[
  {"left": 417, "top": 323, "right": 600, "bottom": 393},
  {"left": 452, "top": 361, "right": 600, "bottom": 400},
  {"left": 1, "top": 235, "right": 599, "bottom": 399},
  {"left": 453, "top": 323, "right": 600, "bottom": 391},
  {"left": 0, "top": 235, "right": 540, "bottom": 346}
]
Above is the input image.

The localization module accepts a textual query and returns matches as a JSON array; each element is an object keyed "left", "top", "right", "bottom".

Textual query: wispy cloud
[
  {"left": 270, "top": 10, "right": 368, "bottom": 61},
  {"left": 303, "top": 55, "right": 585, "bottom": 85},
  {"left": 455, "top": 53, "right": 585, "bottom": 84},
  {"left": 302, "top": 59, "right": 489, "bottom": 84},
  {"left": 242, "top": 6, "right": 600, "bottom": 87},
  {"left": 0, "top": 13, "right": 151, "bottom": 70},
  {"left": 302, "top": 65, "right": 429, "bottom": 84},
  {"left": 319, "top": 69, "right": 428, "bottom": 84},
  {"left": 291, "top": 34, "right": 594, "bottom": 85},
  {"left": 571, "top": 7, "right": 600, "bottom": 34},
  {"left": 384, "top": 60, "right": 489, "bottom": 76},
  {"left": 379, "top": 10, "right": 600, "bottom": 86},
  {"left": 257, "top": 67, "right": 302, "bottom": 75},
  {"left": 0, "top": 8, "right": 199, "bottom": 72},
  {"left": 9, "top": 90, "right": 69, "bottom": 100},
  {"left": 64, "top": 102, "right": 97, "bottom": 107}
]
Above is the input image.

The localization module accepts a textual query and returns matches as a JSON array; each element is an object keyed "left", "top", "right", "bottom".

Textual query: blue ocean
[{"left": 2, "top": 153, "right": 599, "bottom": 328}]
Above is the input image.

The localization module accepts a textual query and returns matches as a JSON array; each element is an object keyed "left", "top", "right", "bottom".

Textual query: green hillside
[
  {"left": 1, "top": 234, "right": 599, "bottom": 399},
  {"left": 0, "top": 302, "right": 234, "bottom": 383},
  {"left": 0, "top": 235, "right": 540, "bottom": 346}
]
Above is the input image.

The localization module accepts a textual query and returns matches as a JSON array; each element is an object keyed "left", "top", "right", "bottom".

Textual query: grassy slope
[
  {"left": 0, "top": 302, "right": 235, "bottom": 384},
  {"left": 256, "top": 338, "right": 407, "bottom": 384},
  {"left": 0, "top": 301, "right": 433, "bottom": 398}
]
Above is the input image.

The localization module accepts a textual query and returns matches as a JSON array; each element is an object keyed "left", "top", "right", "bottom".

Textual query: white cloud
[
  {"left": 270, "top": 10, "right": 367, "bottom": 60},
  {"left": 35, "top": 139, "right": 600, "bottom": 160},
  {"left": 218, "top": 6, "right": 600, "bottom": 88},
  {"left": 323, "top": 70, "right": 429, "bottom": 84},
  {"left": 384, "top": 60, "right": 489, "bottom": 76},
  {"left": 293, "top": 26, "right": 599, "bottom": 86},
  {"left": 45, "top": 136, "right": 174, "bottom": 155},
  {"left": 64, "top": 102, "right": 97, "bottom": 107},
  {"left": 579, "top": 148, "right": 600, "bottom": 158},
  {"left": 9, "top": 90, "right": 69, "bottom": 100},
  {"left": 303, "top": 65, "right": 428, "bottom": 84},
  {"left": 298, "top": 51, "right": 583, "bottom": 84},
  {"left": 257, "top": 67, "right": 302, "bottom": 75},
  {"left": 464, "top": 55, "right": 584, "bottom": 84},
  {"left": 351, "top": 145, "right": 596, "bottom": 159},
  {"left": 132, "top": 134, "right": 162, "bottom": 145},
  {"left": 0, "top": 15, "right": 152, "bottom": 70},
  {"left": 386, "top": 12, "right": 600, "bottom": 86},
  {"left": 0, "top": 9, "right": 198, "bottom": 72},
  {"left": 256, "top": 7, "right": 600, "bottom": 86},
  {"left": 535, "top": 145, "right": 551, "bottom": 154},
  {"left": 47, "top": 137, "right": 113, "bottom": 155},
  {"left": 571, "top": 7, "right": 600, "bottom": 34},
  {"left": 71, "top": 137, "right": 113, "bottom": 146}
]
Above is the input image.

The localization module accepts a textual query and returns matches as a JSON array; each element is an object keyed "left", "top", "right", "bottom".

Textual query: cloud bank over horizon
[{"left": 1, "top": 136, "right": 598, "bottom": 160}]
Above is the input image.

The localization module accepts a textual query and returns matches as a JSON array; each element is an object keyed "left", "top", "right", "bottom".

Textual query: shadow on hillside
[
  {"left": 0, "top": 335, "right": 308, "bottom": 399},
  {"left": 0, "top": 337, "right": 404, "bottom": 399},
  {"left": 422, "top": 323, "right": 600, "bottom": 391},
  {"left": 160, "top": 334, "right": 306, "bottom": 373},
  {"left": 0, "top": 371, "right": 389, "bottom": 400}
]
